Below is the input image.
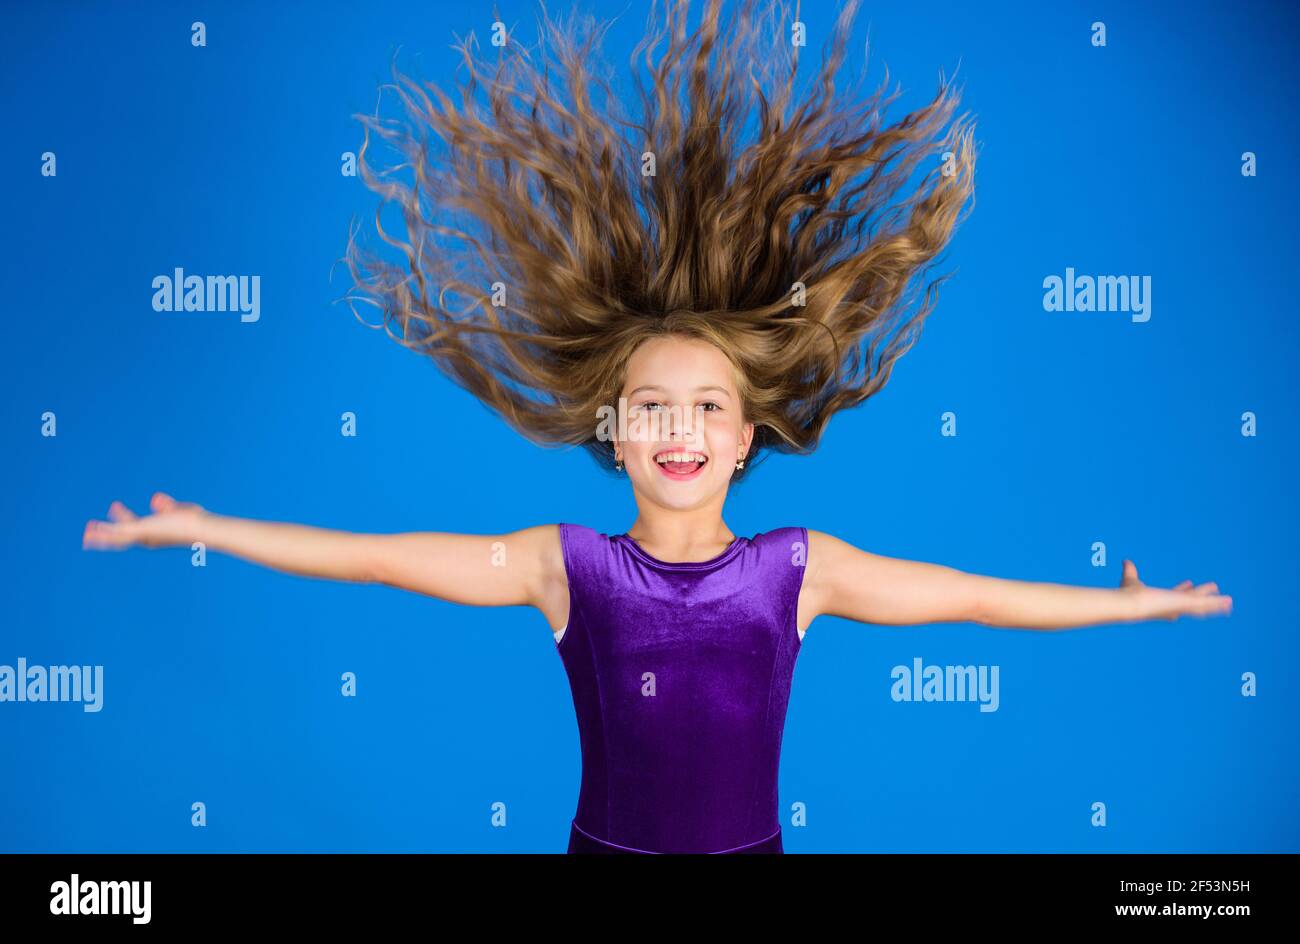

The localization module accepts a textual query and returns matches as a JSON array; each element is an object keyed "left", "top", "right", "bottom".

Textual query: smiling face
[{"left": 614, "top": 335, "right": 754, "bottom": 510}]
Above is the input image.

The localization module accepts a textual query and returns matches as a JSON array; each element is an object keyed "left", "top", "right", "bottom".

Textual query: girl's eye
[{"left": 635, "top": 400, "right": 719, "bottom": 412}]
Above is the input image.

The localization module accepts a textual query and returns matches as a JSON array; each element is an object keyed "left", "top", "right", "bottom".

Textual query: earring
[
  {"left": 735, "top": 458, "right": 745, "bottom": 470},
  {"left": 615, "top": 456, "right": 624, "bottom": 472}
]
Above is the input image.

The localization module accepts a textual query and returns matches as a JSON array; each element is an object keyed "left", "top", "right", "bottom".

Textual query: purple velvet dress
[{"left": 556, "top": 522, "right": 807, "bottom": 854}]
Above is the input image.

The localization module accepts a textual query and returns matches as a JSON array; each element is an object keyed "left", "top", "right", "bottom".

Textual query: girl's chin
[{"left": 630, "top": 473, "right": 719, "bottom": 500}]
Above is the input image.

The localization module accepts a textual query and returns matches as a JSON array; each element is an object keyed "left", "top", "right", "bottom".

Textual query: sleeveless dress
[{"left": 555, "top": 522, "right": 808, "bottom": 854}]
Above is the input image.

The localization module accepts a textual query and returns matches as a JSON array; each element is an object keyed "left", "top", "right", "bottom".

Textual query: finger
[
  {"left": 1192, "top": 582, "right": 1219, "bottom": 595},
  {"left": 1173, "top": 580, "right": 1193, "bottom": 591},
  {"left": 82, "top": 521, "right": 102, "bottom": 549},
  {"left": 1188, "top": 595, "right": 1232, "bottom": 617},
  {"left": 151, "top": 492, "right": 177, "bottom": 512},
  {"left": 153, "top": 492, "right": 203, "bottom": 514},
  {"left": 83, "top": 520, "right": 132, "bottom": 550},
  {"left": 84, "top": 520, "right": 126, "bottom": 548},
  {"left": 1121, "top": 559, "right": 1140, "bottom": 586},
  {"left": 107, "top": 501, "right": 138, "bottom": 523}
]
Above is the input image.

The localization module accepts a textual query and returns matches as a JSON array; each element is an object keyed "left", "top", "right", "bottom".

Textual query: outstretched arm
[
  {"left": 83, "top": 492, "right": 566, "bottom": 625},
  {"left": 802, "top": 530, "right": 1232, "bottom": 632}
]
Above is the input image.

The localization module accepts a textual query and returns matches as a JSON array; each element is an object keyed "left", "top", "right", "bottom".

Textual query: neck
[{"left": 624, "top": 503, "right": 736, "bottom": 561}]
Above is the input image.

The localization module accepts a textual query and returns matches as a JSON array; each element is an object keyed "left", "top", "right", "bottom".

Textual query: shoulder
[
  {"left": 749, "top": 525, "right": 809, "bottom": 561},
  {"left": 553, "top": 522, "right": 609, "bottom": 562},
  {"left": 547, "top": 522, "right": 617, "bottom": 585},
  {"left": 747, "top": 527, "right": 812, "bottom": 595},
  {"left": 497, "top": 523, "right": 614, "bottom": 593}
]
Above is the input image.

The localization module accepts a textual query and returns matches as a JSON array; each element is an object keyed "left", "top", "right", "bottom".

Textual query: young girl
[{"left": 82, "top": 0, "right": 1231, "bottom": 854}]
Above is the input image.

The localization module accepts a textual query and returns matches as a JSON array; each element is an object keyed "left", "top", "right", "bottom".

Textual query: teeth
[{"left": 655, "top": 452, "right": 707, "bottom": 464}]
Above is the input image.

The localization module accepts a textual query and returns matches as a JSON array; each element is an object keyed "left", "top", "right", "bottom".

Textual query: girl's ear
[{"left": 740, "top": 421, "right": 755, "bottom": 458}]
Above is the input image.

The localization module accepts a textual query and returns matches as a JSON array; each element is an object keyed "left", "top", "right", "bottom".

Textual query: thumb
[{"left": 151, "top": 492, "right": 186, "bottom": 513}]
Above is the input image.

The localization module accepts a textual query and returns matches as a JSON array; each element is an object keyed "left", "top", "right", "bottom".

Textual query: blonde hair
[{"left": 339, "top": 0, "right": 977, "bottom": 479}]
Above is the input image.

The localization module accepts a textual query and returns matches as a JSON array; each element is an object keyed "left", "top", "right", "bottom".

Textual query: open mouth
[{"left": 653, "top": 450, "right": 709, "bottom": 480}]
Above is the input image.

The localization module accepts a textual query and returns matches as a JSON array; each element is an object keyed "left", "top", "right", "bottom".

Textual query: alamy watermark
[
  {"left": 891, "top": 657, "right": 999, "bottom": 712},
  {"left": 50, "top": 874, "right": 150, "bottom": 924},
  {"left": 1043, "top": 267, "right": 1151, "bottom": 323},
  {"left": 0, "top": 658, "right": 103, "bottom": 712},
  {"left": 151, "top": 267, "right": 260, "bottom": 323},
  {"left": 595, "top": 398, "right": 712, "bottom": 443}
]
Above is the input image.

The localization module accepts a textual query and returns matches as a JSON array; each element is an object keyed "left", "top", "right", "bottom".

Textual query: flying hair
[{"left": 338, "top": 0, "right": 978, "bottom": 479}]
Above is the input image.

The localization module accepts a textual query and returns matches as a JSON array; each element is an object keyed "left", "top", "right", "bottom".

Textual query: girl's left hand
[{"left": 1119, "top": 559, "right": 1233, "bottom": 622}]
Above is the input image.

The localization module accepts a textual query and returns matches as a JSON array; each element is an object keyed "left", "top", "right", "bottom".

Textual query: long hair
[{"left": 339, "top": 0, "right": 977, "bottom": 479}]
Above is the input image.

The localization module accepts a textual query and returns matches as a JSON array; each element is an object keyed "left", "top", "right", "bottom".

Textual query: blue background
[{"left": 2, "top": 0, "right": 1295, "bottom": 852}]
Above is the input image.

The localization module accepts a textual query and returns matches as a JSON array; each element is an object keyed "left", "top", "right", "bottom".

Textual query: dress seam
[
  {"left": 589, "top": 533, "right": 611, "bottom": 839},
  {"left": 614, "top": 533, "right": 748, "bottom": 572},
  {"left": 571, "top": 818, "right": 781, "bottom": 854},
  {"left": 559, "top": 524, "right": 607, "bottom": 837},
  {"left": 784, "top": 526, "right": 808, "bottom": 650}
]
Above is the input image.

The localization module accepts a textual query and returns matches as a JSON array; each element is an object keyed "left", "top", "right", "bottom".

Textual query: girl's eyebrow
[{"left": 628, "top": 384, "right": 732, "bottom": 398}]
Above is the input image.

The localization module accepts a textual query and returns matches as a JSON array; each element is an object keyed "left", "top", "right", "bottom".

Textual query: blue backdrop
[{"left": 2, "top": 0, "right": 1295, "bottom": 852}]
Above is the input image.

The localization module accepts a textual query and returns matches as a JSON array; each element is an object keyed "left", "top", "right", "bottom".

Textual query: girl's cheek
[{"left": 705, "top": 411, "right": 738, "bottom": 436}]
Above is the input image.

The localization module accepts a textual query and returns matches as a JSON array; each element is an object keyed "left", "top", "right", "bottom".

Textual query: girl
[{"left": 83, "top": 0, "right": 1230, "bottom": 854}]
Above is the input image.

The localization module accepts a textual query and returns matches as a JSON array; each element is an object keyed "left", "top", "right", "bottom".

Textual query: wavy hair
[{"left": 338, "top": 0, "right": 977, "bottom": 479}]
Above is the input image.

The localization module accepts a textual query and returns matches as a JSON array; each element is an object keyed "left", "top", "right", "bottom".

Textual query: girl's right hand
[{"left": 83, "top": 492, "right": 208, "bottom": 551}]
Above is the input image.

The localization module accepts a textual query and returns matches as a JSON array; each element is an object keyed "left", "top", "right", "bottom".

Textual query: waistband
[{"left": 567, "top": 819, "right": 784, "bottom": 855}]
